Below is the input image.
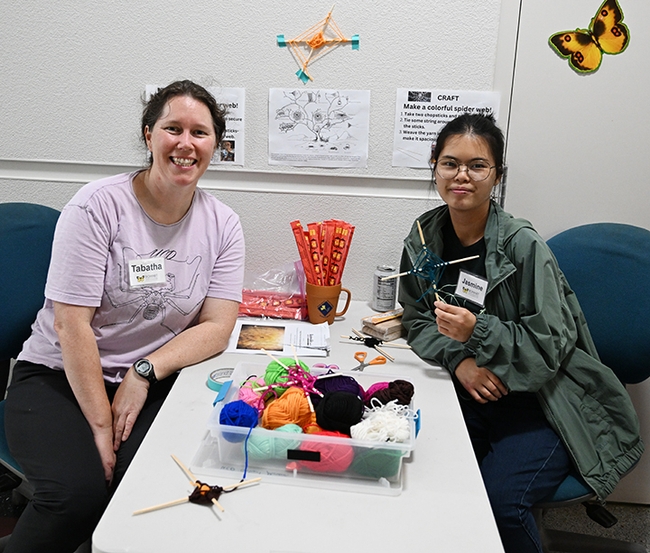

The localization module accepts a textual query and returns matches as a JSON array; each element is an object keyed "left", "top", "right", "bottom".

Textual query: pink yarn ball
[
  {"left": 238, "top": 376, "right": 269, "bottom": 409},
  {"left": 297, "top": 430, "right": 354, "bottom": 473}
]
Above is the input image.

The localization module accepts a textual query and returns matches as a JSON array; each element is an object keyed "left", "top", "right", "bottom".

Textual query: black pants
[{"left": 4, "top": 361, "right": 177, "bottom": 553}]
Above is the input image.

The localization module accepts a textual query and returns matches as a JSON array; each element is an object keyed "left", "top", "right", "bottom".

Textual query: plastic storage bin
[{"left": 191, "top": 361, "right": 417, "bottom": 495}]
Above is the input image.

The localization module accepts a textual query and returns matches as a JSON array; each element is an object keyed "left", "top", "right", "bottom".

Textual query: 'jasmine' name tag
[
  {"left": 455, "top": 270, "right": 488, "bottom": 307},
  {"left": 128, "top": 257, "right": 166, "bottom": 287}
]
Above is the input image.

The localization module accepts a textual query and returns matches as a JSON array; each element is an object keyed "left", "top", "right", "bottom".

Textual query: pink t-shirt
[{"left": 19, "top": 172, "right": 245, "bottom": 383}]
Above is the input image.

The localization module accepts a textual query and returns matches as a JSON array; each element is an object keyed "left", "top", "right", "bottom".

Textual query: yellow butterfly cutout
[{"left": 549, "top": 0, "right": 629, "bottom": 73}]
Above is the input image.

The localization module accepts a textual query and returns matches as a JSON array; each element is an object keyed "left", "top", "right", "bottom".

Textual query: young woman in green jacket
[{"left": 398, "top": 113, "right": 642, "bottom": 553}]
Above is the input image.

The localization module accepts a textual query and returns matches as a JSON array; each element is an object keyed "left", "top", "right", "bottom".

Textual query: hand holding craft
[{"left": 434, "top": 301, "right": 476, "bottom": 343}]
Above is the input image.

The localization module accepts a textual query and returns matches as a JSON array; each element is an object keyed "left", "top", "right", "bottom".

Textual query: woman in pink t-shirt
[{"left": 5, "top": 81, "right": 245, "bottom": 552}]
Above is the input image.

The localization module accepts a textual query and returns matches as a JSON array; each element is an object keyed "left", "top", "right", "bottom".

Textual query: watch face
[
  {"left": 135, "top": 359, "right": 152, "bottom": 375},
  {"left": 135, "top": 359, "right": 156, "bottom": 383}
]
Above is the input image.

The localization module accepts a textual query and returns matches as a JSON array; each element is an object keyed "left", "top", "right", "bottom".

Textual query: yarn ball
[
  {"left": 245, "top": 423, "right": 303, "bottom": 461},
  {"left": 297, "top": 430, "right": 354, "bottom": 473},
  {"left": 219, "top": 400, "right": 259, "bottom": 443},
  {"left": 350, "top": 448, "right": 404, "bottom": 479},
  {"left": 350, "top": 401, "right": 411, "bottom": 443},
  {"left": 264, "top": 358, "right": 310, "bottom": 389},
  {"left": 238, "top": 376, "right": 270, "bottom": 409},
  {"left": 366, "top": 379, "right": 414, "bottom": 406},
  {"left": 311, "top": 374, "right": 363, "bottom": 407},
  {"left": 303, "top": 421, "right": 325, "bottom": 434},
  {"left": 261, "top": 387, "right": 315, "bottom": 430},
  {"left": 315, "top": 392, "right": 364, "bottom": 435},
  {"left": 363, "top": 381, "right": 390, "bottom": 404}
]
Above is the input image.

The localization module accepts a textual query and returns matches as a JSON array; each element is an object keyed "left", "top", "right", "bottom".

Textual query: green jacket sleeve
[{"left": 465, "top": 231, "right": 581, "bottom": 392}]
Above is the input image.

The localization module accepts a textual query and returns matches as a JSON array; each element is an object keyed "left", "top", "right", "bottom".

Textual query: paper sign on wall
[{"left": 392, "top": 89, "right": 500, "bottom": 169}]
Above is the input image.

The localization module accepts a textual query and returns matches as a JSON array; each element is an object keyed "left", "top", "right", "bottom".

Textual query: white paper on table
[{"left": 225, "top": 319, "right": 330, "bottom": 357}]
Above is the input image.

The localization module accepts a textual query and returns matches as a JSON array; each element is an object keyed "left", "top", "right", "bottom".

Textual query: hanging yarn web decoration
[
  {"left": 383, "top": 221, "right": 480, "bottom": 303},
  {"left": 277, "top": 6, "right": 359, "bottom": 83}
]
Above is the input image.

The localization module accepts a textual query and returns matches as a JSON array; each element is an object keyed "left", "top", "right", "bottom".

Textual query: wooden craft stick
[
  {"left": 351, "top": 328, "right": 395, "bottom": 362},
  {"left": 381, "top": 255, "right": 481, "bottom": 281},
  {"left": 373, "top": 345, "right": 395, "bottom": 362},
  {"left": 339, "top": 337, "right": 411, "bottom": 349},
  {"left": 171, "top": 454, "right": 198, "bottom": 485},
  {"left": 291, "top": 344, "right": 301, "bottom": 367},
  {"left": 446, "top": 254, "right": 480, "bottom": 266},
  {"left": 133, "top": 497, "right": 188, "bottom": 516},
  {"left": 260, "top": 349, "right": 291, "bottom": 370},
  {"left": 222, "top": 477, "right": 262, "bottom": 491},
  {"left": 364, "top": 308, "right": 404, "bottom": 324},
  {"left": 416, "top": 220, "right": 426, "bottom": 246},
  {"left": 211, "top": 498, "right": 225, "bottom": 512}
]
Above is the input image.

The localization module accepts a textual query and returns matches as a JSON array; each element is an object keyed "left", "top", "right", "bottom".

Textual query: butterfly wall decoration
[{"left": 549, "top": 0, "right": 630, "bottom": 73}]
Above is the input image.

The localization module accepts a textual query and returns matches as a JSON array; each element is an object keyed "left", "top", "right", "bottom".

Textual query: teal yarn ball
[
  {"left": 351, "top": 448, "right": 404, "bottom": 479},
  {"left": 245, "top": 423, "right": 303, "bottom": 460}
]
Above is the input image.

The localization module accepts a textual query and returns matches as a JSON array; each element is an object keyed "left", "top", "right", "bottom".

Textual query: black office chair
[
  {"left": 0, "top": 203, "right": 59, "bottom": 536},
  {"left": 534, "top": 222, "right": 650, "bottom": 553}
]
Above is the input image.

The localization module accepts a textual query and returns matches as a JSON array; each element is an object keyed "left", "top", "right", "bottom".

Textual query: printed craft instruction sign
[
  {"left": 268, "top": 88, "right": 370, "bottom": 168},
  {"left": 209, "top": 87, "right": 245, "bottom": 167},
  {"left": 392, "top": 89, "right": 500, "bottom": 168},
  {"left": 145, "top": 85, "right": 246, "bottom": 167}
]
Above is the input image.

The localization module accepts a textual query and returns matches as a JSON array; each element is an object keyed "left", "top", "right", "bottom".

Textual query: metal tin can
[{"left": 372, "top": 265, "right": 397, "bottom": 312}]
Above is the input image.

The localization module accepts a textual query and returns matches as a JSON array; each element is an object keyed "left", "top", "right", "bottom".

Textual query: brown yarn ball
[{"left": 368, "top": 379, "right": 414, "bottom": 406}]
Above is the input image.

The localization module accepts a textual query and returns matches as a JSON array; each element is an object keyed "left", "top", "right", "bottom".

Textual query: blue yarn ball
[{"left": 220, "top": 400, "right": 259, "bottom": 443}]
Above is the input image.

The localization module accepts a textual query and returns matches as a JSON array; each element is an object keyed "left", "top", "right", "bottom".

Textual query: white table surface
[{"left": 92, "top": 301, "right": 504, "bottom": 553}]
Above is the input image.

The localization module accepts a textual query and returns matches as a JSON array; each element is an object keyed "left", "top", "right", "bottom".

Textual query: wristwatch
[{"left": 133, "top": 358, "right": 158, "bottom": 384}]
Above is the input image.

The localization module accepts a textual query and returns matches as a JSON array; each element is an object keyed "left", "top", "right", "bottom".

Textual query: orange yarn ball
[
  {"left": 261, "top": 387, "right": 314, "bottom": 430},
  {"left": 303, "top": 421, "right": 324, "bottom": 434}
]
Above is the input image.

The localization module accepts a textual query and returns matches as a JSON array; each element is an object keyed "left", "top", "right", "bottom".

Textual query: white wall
[
  {"left": 502, "top": 0, "right": 650, "bottom": 239},
  {"left": 0, "top": 0, "right": 504, "bottom": 302}
]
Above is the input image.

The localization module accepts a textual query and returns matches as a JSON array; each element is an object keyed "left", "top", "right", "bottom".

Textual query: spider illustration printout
[
  {"left": 268, "top": 88, "right": 370, "bottom": 168},
  {"left": 101, "top": 246, "right": 205, "bottom": 335}
]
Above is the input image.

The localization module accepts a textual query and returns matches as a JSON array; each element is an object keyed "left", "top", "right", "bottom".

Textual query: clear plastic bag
[{"left": 238, "top": 261, "right": 308, "bottom": 320}]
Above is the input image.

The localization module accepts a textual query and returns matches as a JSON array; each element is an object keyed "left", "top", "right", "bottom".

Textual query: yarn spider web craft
[
  {"left": 277, "top": 7, "right": 359, "bottom": 83},
  {"left": 384, "top": 221, "right": 479, "bottom": 303}
]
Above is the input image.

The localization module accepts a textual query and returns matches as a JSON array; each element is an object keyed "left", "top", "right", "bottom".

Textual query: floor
[{"left": 544, "top": 502, "right": 650, "bottom": 551}]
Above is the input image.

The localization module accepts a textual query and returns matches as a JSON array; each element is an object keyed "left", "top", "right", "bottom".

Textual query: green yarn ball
[
  {"left": 264, "top": 358, "right": 311, "bottom": 390},
  {"left": 350, "top": 448, "right": 404, "bottom": 479},
  {"left": 245, "top": 423, "right": 303, "bottom": 460}
]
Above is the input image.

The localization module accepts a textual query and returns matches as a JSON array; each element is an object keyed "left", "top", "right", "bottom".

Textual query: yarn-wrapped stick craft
[
  {"left": 290, "top": 219, "right": 355, "bottom": 287},
  {"left": 384, "top": 220, "right": 479, "bottom": 302},
  {"left": 132, "top": 455, "right": 261, "bottom": 516}
]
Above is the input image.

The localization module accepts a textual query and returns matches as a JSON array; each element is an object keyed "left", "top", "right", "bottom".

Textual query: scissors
[{"left": 351, "top": 351, "right": 387, "bottom": 372}]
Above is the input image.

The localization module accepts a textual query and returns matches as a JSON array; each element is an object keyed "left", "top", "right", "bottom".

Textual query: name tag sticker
[
  {"left": 128, "top": 257, "right": 166, "bottom": 287},
  {"left": 455, "top": 270, "right": 488, "bottom": 307}
]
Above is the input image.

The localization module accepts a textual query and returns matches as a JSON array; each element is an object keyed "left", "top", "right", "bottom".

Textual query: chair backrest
[
  {"left": 0, "top": 202, "right": 60, "bottom": 363},
  {"left": 547, "top": 222, "right": 650, "bottom": 385}
]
